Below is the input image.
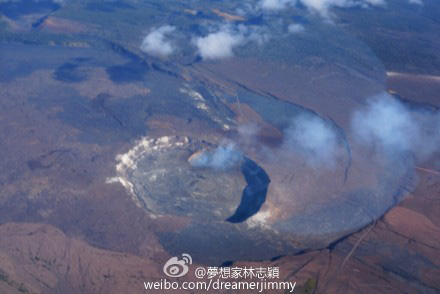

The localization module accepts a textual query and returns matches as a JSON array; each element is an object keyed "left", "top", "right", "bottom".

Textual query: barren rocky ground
[{"left": 1, "top": 0, "right": 439, "bottom": 293}]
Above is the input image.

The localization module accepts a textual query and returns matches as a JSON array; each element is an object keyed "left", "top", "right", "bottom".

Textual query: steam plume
[
  {"left": 189, "top": 143, "right": 243, "bottom": 170},
  {"left": 282, "top": 113, "right": 340, "bottom": 167},
  {"left": 352, "top": 92, "right": 440, "bottom": 159}
]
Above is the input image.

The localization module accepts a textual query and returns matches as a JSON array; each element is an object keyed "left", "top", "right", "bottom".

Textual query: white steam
[
  {"left": 283, "top": 114, "right": 339, "bottom": 166},
  {"left": 352, "top": 93, "right": 440, "bottom": 159},
  {"left": 190, "top": 143, "right": 243, "bottom": 170}
]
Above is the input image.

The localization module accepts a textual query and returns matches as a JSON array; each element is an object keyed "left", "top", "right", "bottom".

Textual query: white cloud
[
  {"left": 0, "top": 0, "right": 66, "bottom": 4},
  {"left": 260, "top": 0, "right": 296, "bottom": 10},
  {"left": 300, "top": 0, "right": 334, "bottom": 16},
  {"left": 300, "top": 0, "right": 385, "bottom": 17},
  {"left": 140, "top": 25, "right": 176, "bottom": 58},
  {"left": 259, "top": 0, "right": 387, "bottom": 17},
  {"left": 195, "top": 29, "right": 245, "bottom": 60},
  {"left": 408, "top": 0, "right": 423, "bottom": 5},
  {"left": 363, "top": 0, "right": 386, "bottom": 5},
  {"left": 288, "top": 23, "right": 305, "bottom": 33}
]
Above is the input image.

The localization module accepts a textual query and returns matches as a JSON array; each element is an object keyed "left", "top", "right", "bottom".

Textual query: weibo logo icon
[{"left": 163, "top": 253, "right": 192, "bottom": 278}]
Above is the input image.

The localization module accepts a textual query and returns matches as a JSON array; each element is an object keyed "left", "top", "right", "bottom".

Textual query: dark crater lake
[{"left": 226, "top": 157, "right": 271, "bottom": 223}]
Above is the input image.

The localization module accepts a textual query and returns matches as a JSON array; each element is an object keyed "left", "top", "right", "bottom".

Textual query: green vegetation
[{"left": 286, "top": 278, "right": 317, "bottom": 294}]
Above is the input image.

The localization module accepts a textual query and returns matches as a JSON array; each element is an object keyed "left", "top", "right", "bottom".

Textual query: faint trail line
[
  {"left": 339, "top": 198, "right": 377, "bottom": 269},
  {"left": 307, "top": 72, "right": 337, "bottom": 85},
  {"left": 320, "top": 197, "right": 377, "bottom": 293},
  {"left": 415, "top": 166, "right": 440, "bottom": 176},
  {"left": 341, "top": 221, "right": 376, "bottom": 269},
  {"left": 235, "top": 92, "right": 245, "bottom": 119}
]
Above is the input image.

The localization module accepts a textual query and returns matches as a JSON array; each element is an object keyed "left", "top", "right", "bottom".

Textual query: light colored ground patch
[
  {"left": 179, "top": 85, "right": 233, "bottom": 131},
  {"left": 41, "top": 17, "right": 86, "bottom": 34},
  {"left": 246, "top": 209, "right": 272, "bottom": 229},
  {"left": 110, "top": 136, "right": 189, "bottom": 209}
]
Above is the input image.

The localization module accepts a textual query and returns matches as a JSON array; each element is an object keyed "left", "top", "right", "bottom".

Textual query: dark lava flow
[
  {"left": 106, "top": 61, "right": 149, "bottom": 83},
  {"left": 226, "top": 157, "right": 271, "bottom": 223}
]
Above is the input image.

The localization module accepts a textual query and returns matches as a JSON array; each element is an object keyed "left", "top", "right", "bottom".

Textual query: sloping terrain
[{"left": 0, "top": 0, "right": 439, "bottom": 293}]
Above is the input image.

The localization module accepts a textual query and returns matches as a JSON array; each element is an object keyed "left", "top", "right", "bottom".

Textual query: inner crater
[{"left": 116, "top": 136, "right": 256, "bottom": 221}]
